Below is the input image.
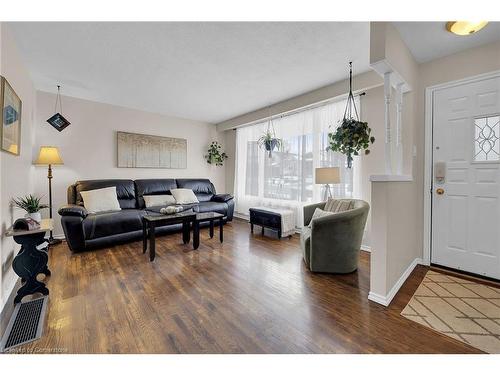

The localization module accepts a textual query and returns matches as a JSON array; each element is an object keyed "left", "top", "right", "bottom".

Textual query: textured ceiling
[
  {"left": 393, "top": 21, "right": 500, "bottom": 63},
  {"left": 8, "top": 22, "right": 370, "bottom": 123}
]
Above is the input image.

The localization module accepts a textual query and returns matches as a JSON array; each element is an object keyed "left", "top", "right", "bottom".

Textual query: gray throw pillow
[{"left": 308, "top": 208, "right": 334, "bottom": 228}]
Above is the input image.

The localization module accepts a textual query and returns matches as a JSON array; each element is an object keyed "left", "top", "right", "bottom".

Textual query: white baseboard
[
  {"left": 368, "top": 257, "right": 423, "bottom": 307},
  {"left": 367, "top": 291, "right": 388, "bottom": 306}
]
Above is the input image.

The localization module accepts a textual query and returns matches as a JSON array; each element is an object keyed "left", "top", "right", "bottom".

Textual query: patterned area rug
[{"left": 401, "top": 270, "right": 500, "bottom": 353}]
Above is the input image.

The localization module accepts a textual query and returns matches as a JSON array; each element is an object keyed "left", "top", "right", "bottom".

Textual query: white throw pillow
[
  {"left": 80, "top": 186, "right": 121, "bottom": 214},
  {"left": 143, "top": 194, "right": 176, "bottom": 208},
  {"left": 308, "top": 208, "right": 334, "bottom": 228},
  {"left": 170, "top": 188, "right": 199, "bottom": 204}
]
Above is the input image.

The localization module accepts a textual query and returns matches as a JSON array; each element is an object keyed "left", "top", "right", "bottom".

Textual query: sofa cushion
[
  {"left": 83, "top": 209, "right": 145, "bottom": 240},
  {"left": 80, "top": 187, "right": 122, "bottom": 214},
  {"left": 171, "top": 188, "right": 199, "bottom": 204},
  {"left": 175, "top": 179, "right": 216, "bottom": 202},
  {"left": 75, "top": 179, "right": 136, "bottom": 209},
  {"left": 135, "top": 179, "right": 177, "bottom": 208},
  {"left": 143, "top": 194, "right": 176, "bottom": 208}
]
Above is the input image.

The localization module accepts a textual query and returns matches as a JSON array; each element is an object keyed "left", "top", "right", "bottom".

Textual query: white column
[
  {"left": 384, "top": 72, "right": 392, "bottom": 175},
  {"left": 395, "top": 83, "right": 404, "bottom": 175}
]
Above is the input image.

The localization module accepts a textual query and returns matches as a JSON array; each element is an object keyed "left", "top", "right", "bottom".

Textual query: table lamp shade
[
  {"left": 34, "top": 146, "right": 64, "bottom": 165},
  {"left": 315, "top": 167, "right": 340, "bottom": 184}
]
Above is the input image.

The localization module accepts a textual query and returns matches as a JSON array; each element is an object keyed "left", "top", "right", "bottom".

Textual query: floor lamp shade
[
  {"left": 34, "top": 146, "right": 63, "bottom": 245},
  {"left": 315, "top": 167, "right": 340, "bottom": 201},
  {"left": 34, "top": 146, "right": 64, "bottom": 165},
  {"left": 315, "top": 167, "right": 340, "bottom": 184}
]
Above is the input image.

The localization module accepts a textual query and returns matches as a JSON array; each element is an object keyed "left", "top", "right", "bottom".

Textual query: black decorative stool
[{"left": 5, "top": 219, "right": 53, "bottom": 304}]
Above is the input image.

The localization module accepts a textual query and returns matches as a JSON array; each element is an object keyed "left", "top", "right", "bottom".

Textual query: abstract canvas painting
[
  {"left": 1, "top": 76, "right": 22, "bottom": 155},
  {"left": 117, "top": 131, "right": 187, "bottom": 168}
]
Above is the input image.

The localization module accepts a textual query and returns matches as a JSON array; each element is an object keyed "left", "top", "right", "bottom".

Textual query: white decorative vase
[{"left": 26, "top": 212, "right": 42, "bottom": 223}]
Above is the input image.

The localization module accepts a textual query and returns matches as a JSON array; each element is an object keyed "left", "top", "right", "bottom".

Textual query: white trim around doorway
[{"left": 423, "top": 69, "right": 500, "bottom": 266}]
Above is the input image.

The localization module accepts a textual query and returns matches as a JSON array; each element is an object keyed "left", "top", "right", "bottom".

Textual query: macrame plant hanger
[{"left": 343, "top": 62, "right": 360, "bottom": 122}]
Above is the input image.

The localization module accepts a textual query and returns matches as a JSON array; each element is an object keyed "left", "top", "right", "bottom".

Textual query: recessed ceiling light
[{"left": 446, "top": 21, "right": 489, "bottom": 35}]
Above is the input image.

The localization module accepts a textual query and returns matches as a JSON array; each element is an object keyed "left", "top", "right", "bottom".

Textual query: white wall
[
  {"left": 367, "top": 22, "right": 421, "bottom": 304},
  {"left": 33, "top": 92, "right": 226, "bottom": 238},
  {"left": 0, "top": 23, "right": 36, "bottom": 311}
]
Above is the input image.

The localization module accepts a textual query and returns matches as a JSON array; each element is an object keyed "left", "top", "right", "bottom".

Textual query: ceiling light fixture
[{"left": 446, "top": 21, "right": 489, "bottom": 36}]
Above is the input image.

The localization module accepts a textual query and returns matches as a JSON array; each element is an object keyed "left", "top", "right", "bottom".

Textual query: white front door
[{"left": 432, "top": 74, "right": 500, "bottom": 279}]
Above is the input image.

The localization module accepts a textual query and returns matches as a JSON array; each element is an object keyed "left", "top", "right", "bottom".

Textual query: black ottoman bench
[{"left": 249, "top": 207, "right": 294, "bottom": 239}]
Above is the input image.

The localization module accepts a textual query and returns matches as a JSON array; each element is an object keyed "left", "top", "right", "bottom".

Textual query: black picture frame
[{"left": 47, "top": 112, "right": 71, "bottom": 132}]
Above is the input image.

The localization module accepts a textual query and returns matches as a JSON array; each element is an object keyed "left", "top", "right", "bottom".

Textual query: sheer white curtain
[{"left": 234, "top": 97, "right": 359, "bottom": 228}]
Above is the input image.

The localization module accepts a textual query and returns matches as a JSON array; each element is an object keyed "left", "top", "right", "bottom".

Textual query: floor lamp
[
  {"left": 315, "top": 167, "right": 340, "bottom": 201},
  {"left": 34, "top": 146, "right": 64, "bottom": 245}
]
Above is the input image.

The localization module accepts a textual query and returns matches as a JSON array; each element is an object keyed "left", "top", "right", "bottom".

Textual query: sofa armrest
[
  {"left": 303, "top": 202, "right": 326, "bottom": 227},
  {"left": 58, "top": 204, "right": 88, "bottom": 218},
  {"left": 212, "top": 194, "right": 233, "bottom": 203}
]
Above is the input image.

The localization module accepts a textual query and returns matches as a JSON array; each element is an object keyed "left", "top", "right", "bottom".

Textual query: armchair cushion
[
  {"left": 212, "top": 194, "right": 233, "bottom": 203},
  {"left": 308, "top": 208, "right": 334, "bottom": 228},
  {"left": 58, "top": 204, "right": 88, "bottom": 218},
  {"left": 324, "top": 199, "right": 355, "bottom": 213}
]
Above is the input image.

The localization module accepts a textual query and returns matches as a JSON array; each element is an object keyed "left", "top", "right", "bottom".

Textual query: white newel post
[
  {"left": 395, "top": 83, "right": 403, "bottom": 175},
  {"left": 384, "top": 72, "right": 392, "bottom": 174}
]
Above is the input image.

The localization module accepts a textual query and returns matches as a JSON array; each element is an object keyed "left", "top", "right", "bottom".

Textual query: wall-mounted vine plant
[{"left": 205, "top": 141, "right": 228, "bottom": 166}]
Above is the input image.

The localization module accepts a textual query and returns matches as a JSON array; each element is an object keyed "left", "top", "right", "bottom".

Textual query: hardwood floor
[{"left": 18, "top": 219, "right": 481, "bottom": 353}]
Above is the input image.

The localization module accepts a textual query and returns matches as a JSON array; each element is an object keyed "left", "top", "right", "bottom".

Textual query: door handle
[{"left": 436, "top": 188, "right": 445, "bottom": 195}]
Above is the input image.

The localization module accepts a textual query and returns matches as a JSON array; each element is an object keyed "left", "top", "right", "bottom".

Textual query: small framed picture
[
  {"left": 0, "top": 76, "right": 22, "bottom": 156},
  {"left": 47, "top": 112, "right": 71, "bottom": 132}
]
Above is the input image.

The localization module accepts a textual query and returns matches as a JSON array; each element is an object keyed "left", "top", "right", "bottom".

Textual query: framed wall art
[
  {"left": 1, "top": 76, "right": 22, "bottom": 155},
  {"left": 117, "top": 131, "right": 187, "bottom": 169}
]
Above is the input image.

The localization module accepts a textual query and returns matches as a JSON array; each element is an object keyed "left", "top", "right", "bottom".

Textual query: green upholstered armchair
[{"left": 301, "top": 199, "right": 369, "bottom": 273}]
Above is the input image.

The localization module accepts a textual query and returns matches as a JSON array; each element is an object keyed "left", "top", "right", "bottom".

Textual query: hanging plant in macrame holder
[
  {"left": 258, "top": 113, "right": 283, "bottom": 158},
  {"left": 327, "top": 62, "right": 374, "bottom": 168}
]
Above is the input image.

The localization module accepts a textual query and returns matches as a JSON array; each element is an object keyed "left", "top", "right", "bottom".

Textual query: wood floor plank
[{"left": 16, "top": 219, "right": 481, "bottom": 353}]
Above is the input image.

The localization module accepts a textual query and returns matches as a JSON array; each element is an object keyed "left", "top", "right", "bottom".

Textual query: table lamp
[
  {"left": 315, "top": 167, "right": 340, "bottom": 201},
  {"left": 34, "top": 146, "right": 63, "bottom": 245}
]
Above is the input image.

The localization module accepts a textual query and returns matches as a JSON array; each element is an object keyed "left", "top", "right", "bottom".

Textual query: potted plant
[
  {"left": 328, "top": 118, "right": 375, "bottom": 168},
  {"left": 11, "top": 194, "right": 48, "bottom": 223},
  {"left": 258, "top": 130, "right": 283, "bottom": 158},
  {"left": 205, "top": 141, "right": 228, "bottom": 166},
  {"left": 327, "top": 62, "right": 374, "bottom": 168}
]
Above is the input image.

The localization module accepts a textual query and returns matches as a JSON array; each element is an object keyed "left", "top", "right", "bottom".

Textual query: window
[
  {"left": 474, "top": 115, "right": 500, "bottom": 162},
  {"left": 234, "top": 98, "right": 357, "bottom": 227}
]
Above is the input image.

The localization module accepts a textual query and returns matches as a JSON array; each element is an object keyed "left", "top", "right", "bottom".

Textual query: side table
[{"left": 5, "top": 219, "right": 53, "bottom": 304}]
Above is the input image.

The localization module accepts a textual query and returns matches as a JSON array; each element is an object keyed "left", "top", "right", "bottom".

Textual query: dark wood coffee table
[
  {"left": 142, "top": 211, "right": 196, "bottom": 261},
  {"left": 193, "top": 212, "right": 224, "bottom": 249}
]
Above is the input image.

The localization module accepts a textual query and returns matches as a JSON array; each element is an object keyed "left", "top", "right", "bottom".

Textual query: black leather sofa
[{"left": 58, "top": 178, "right": 234, "bottom": 252}]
